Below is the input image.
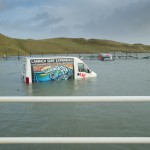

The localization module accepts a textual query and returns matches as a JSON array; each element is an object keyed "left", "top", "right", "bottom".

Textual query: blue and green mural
[{"left": 31, "top": 58, "right": 74, "bottom": 82}]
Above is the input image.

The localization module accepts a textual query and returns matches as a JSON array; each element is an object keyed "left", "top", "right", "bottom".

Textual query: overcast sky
[{"left": 0, "top": 0, "right": 150, "bottom": 44}]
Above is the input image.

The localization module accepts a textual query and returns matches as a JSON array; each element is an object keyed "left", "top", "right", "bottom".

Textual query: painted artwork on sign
[{"left": 31, "top": 58, "right": 74, "bottom": 82}]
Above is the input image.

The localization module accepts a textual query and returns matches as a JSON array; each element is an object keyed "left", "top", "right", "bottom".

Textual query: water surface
[{"left": 0, "top": 55, "right": 150, "bottom": 150}]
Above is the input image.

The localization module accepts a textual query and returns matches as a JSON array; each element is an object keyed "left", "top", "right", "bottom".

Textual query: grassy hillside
[{"left": 0, "top": 33, "right": 150, "bottom": 56}]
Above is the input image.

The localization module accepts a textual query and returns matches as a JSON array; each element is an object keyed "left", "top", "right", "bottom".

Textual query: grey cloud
[
  {"left": 2, "top": 0, "right": 49, "bottom": 10},
  {"left": 1, "top": 0, "right": 150, "bottom": 44},
  {"left": 0, "top": 0, "right": 4, "bottom": 10},
  {"left": 72, "top": 0, "right": 150, "bottom": 44},
  {"left": 31, "top": 12, "right": 63, "bottom": 28}
]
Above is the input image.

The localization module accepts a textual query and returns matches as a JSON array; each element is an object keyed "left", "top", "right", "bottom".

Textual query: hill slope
[{"left": 0, "top": 34, "right": 150, "bottom": 56}]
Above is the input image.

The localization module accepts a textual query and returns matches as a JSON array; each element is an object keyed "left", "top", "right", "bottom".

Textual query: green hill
[{"left": 0, "top": 33, "right": 150, "bottom": 56}]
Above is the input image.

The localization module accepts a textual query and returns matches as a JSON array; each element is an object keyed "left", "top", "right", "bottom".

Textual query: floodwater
[
  {"left": 0, "top": 55, "right": 150, "bottom": 96},
  {"left": 0, "top": 54, "right": 150, "bottom": 150}
]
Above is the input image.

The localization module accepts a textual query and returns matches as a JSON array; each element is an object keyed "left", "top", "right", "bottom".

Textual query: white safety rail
[
  {"left": 0, "top": 137, "right": 150, "bottom": 144},
  {"left": 0, "top": 96, "right": 150, "bottom": 102},
  {"left": 0, "top": 96, "right": 150, "bottom": 144}
]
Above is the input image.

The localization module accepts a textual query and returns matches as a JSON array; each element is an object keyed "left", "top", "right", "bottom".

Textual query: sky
[{"left": 0, "top": 0, "right": 150, "bottom": 44}]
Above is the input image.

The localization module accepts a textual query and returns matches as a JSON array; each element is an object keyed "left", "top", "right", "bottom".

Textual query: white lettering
[{"left": 31, "top": 58, "right": 74, "bottom": 64}]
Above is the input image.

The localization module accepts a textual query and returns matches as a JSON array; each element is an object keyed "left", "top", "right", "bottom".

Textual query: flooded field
[
  {"left": 0, "top": 53, "right": 150, "bottom": 96},
  {"left": 0, "top": 54, "right": 150, "bottom": 150}
]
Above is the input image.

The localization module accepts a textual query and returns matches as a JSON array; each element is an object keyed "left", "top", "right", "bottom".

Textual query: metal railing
[
  {"left": 0, "top": 137, "right": 150, "bottom": 144},
  {"left": 0, "top": 96, "right": 150, "bottom": 102},
  {"left": 0, "top": 96, "right": 150, "bottom": 144}
]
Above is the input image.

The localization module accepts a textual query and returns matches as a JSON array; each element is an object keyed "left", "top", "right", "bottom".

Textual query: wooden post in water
[
  {"left": 113, "top": 52, "right": 115, "bottom": 61},
  {"left": 136, "top": 53, "right": 138, "bottom": 59},
  {"left": 126, "top": 51, "right": 128, "bottom": 59},
  {"left": 90, "top": 53, "right": 92, "bottom": 60},
  {"left": 79, "top": 53, "right": 81, "bottom": 59},
  {"left": 5, "top": 50, "right": 7, "bottom": 60},
  {"left": 17, "top": 51, "right": 20, "bottom": 60}
]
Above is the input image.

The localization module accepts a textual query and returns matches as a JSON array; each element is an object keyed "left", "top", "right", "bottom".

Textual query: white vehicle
[
  {"left": 98, "top": 53, "right": 113, "bottom": 61},
  {"left": 22, "top": 57, "right": 97, "bottom": 83}
]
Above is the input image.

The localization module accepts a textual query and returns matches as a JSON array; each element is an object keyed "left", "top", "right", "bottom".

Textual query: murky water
[
  {"left": 0, "top": 55, "right": 150, "bottom": 149},
  {"left": 0, "top": 55, "right": 150, "bottom": 96}
]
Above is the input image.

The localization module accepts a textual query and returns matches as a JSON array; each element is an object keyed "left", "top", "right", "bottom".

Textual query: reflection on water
[{"left": 26, "top": 78, "right": 98, "bottom": 96}]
